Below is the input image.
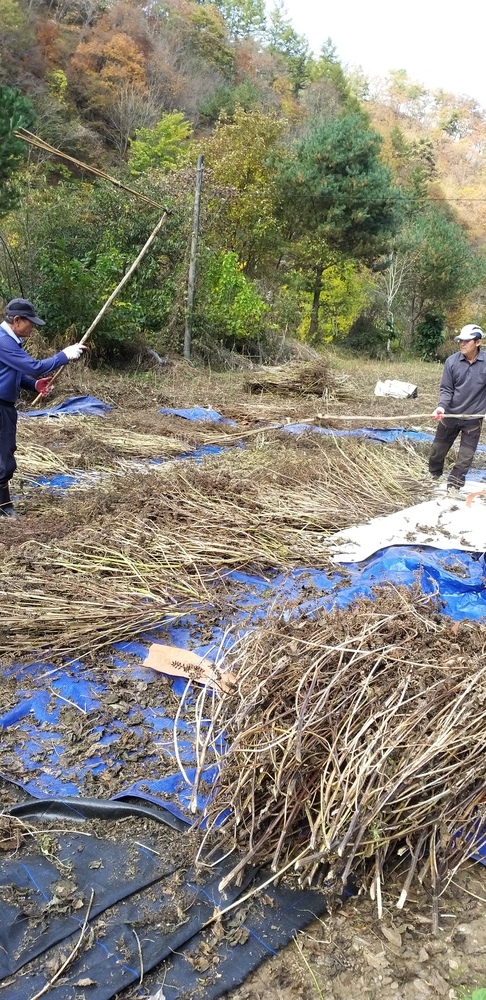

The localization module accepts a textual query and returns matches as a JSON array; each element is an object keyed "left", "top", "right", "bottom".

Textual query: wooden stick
[
  {"left": 202, "top": 411, "right": 486, "bottom": 445},
  {"left": 31, "top": 209, "right": 170, "bottom": 405}
]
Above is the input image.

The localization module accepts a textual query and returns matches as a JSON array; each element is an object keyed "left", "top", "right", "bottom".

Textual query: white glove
[
  {"left": 432, "top": 406, "right": 445, "bottom": 421},
  {"left": 63, "top": 344, "right": 86, "bottom": 360}
]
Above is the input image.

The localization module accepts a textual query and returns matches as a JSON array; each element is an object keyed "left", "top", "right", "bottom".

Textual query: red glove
[{"left": 35, "top": 377, "right": 54, "bottom": 398}]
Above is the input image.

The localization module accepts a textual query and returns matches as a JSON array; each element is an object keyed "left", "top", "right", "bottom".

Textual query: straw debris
[
  {"left": 195, "top": 587, "right": 486, "bottom": 921},
  {"left": 0, "top": 439, "right": 433, "bottom": 660},
  {"left": 244, "top": 358, "right": 355, "bottom": 398}
]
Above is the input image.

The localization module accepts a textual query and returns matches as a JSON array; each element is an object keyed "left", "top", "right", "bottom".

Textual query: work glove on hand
[
  {"left": 64, "top": 344, "right": 87, "bottom": 360},
  {"left": 432, "top": 406, "right": 445, "bottom": 421},
  {"left": 34, "top": 377, "right": 54, "bottom": 398}
]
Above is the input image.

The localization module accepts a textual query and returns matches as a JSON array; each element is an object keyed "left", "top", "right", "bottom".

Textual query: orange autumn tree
[{"left": 70, "top": 29, "right": 148, "bottom": 116}]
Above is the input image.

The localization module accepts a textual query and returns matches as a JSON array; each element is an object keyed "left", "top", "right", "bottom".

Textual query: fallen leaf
[
  {"left": 363, "top": 948, "right": 388, "bottom": 970},
  {"left": 381, "top": 925, "right": 402, "bottom": 948}
]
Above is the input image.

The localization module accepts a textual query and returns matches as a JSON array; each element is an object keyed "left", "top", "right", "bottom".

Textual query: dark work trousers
[
  {"left": 429, "top": 417, "right": 482, "bottom": 487},
  {"left": 0, "top": 400, "right": 17, "bottom": 487}
]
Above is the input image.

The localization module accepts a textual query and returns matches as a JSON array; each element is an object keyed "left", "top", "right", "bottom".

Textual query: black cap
[{"left": 5, "top": 298, "right": 45, "bottom": 326}]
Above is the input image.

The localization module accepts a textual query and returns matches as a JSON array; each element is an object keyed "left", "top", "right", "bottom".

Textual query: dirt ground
[
  {"left": 1, "top": 350, "right": 486, "bottom": 1000},
  {"left": 224, "top": 864, "right": 486, "bottom": 1000}
]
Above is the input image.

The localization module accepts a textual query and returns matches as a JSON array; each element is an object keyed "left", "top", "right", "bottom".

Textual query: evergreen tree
[
  {"left": 214, "top": 0, "right": 266, "bottom": 39},
  {"left": 266, "top": 1, "right": 310, "bottom": 94},
  {"left": 275, "top": 113, "right": 402, "bottom": 335}
]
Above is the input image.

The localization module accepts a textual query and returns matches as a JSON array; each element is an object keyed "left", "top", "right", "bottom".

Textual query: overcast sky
[{"left": 280, "top": 0, "right": 486, "bottom": 108}]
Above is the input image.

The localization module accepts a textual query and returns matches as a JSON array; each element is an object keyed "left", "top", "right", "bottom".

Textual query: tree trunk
[
  {"left": 184, "top": 153, "right": 204, "bottom": 361},
  {"left": 308, "top": 264, "right": 323, "bottom": 339}
]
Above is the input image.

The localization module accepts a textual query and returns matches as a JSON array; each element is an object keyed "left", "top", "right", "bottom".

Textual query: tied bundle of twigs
[
  {"left": 244, "top": 358, "right": 355, "bottom": 398},
  {"left": 194, "top": 587, "right": 486, "bottom": 926}
]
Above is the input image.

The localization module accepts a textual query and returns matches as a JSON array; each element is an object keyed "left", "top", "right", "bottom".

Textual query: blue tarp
[
  {"left": 283, "top": 423, "right": 486, "bottom": 450},
  {"left": 2, "top": 545, "right": 486, "bottom": 827},
  {"left": 283, "top": 423, "right": 434, "bottom": 443},
  {"left": 158, "top": 406, "right": 236, "bottom": 424},
  {"left": 21, "top": 395, "right": 113, "bottom": 418}
]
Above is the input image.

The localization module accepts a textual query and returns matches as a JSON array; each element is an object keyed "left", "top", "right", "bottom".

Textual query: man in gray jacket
[{"left": 429, "top": 323, "right": 486, "bottom": 490}]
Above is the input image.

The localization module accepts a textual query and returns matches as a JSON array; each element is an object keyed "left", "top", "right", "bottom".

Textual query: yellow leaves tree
[
  {"left": 204, "top": 106, "right": 286, "bottom": 272},
  {"left": 297, "top": 259, "right": 372, "bottom": 344}
]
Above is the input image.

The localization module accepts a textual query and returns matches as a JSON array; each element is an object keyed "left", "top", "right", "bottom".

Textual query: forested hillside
[{"left": 1, "top": 0, "right": 486, "bottom": 361}]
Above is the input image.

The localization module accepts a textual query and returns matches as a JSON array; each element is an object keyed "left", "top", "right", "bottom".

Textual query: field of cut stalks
[
  {"left": 2, "top": 349, "right": 486, "bottom": 958},
  {"left": 3, "top": 354, "right": 438, "bottom": 661}
]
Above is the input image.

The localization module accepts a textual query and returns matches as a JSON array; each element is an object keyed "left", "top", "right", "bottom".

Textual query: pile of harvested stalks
[
  {"left": 16, "top": 417, "right": 192, "bottom": 474},
  {"left": 195, "top": 587, "right": 486, "bottom": 925},
  {"left": 244, "top": 357, "right": 355, "bottom": 398},
  {"left": 0, "top": 540, "right": 222, "bottom": 661},
  {"left": 0, "top": 439, "right": 433, "bottom": 661},
  {"left": 16, "top": 436, "right": 432, "bottom": 546}
]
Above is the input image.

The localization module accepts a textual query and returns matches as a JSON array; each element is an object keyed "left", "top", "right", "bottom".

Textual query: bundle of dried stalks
[
  {"left": 12, "top": 438, "right": 431, "bottom": 569},
  {"left": 195, "top": 588, "right": 486, "bottom": 924},
  {"left": 0, "top": 540, "right": 220, "bottom": 662},
  {"left": 0, "top": 439, "right": 432, "bottom": 660},
  {"left": 16, "top": 419, "right": 191, "bottom": 474},
  {"left": 245, "top": 358, "right": 355, "bottom": 398},
  {"left": 130, "top": 435, "right": 429, "bottom": 537}
]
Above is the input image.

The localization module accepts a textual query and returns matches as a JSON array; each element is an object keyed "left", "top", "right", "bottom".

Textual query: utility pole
[{"left": 184, "top": 153, "right": 204, "bottom": 360}]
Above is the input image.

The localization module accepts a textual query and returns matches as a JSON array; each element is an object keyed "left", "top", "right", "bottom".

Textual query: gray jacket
[{"left": 438, "top": 349, "right": 486, "bottom": 416}]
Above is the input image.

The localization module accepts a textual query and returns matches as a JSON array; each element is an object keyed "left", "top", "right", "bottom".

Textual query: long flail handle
[{"left": 31, "top": 209, "right": 170, "bottom": 406}]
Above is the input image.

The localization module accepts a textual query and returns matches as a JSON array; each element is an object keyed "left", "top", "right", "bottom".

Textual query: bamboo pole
[
  {"left": 31, "top": 209, "right": 170, "bottom": 405},
  {"left": 15, "top": 128, "right": 166, "bottom": 212},
  {"left": 201, "top": 411, "right": 486, "bottom": 444}
]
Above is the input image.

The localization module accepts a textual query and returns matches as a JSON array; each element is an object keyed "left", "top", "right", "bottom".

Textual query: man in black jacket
[{"left": 429, "top": 323, "right": 486, "bottom": 490}]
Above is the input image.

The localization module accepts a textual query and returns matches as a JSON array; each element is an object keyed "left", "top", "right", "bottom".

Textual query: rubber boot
[{"left": 0, "top": 484, "right": 17, "bottom": 518}]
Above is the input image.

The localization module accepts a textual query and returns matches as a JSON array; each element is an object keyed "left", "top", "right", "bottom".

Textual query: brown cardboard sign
[{"left": 144, "top": 643, "right": 235, "bottom": 693}]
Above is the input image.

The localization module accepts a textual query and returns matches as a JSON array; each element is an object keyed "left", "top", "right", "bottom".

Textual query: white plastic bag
[{"left": 374, "top": 379, "right": 417, "bottom": 399}]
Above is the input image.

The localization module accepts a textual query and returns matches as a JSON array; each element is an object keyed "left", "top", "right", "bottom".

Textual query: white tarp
[
  {"left": 328, "top": 480, "right": 486, "bottom": 563},
  {"left": 374, "top": 379, "right": 418, "bottom": 399}
]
